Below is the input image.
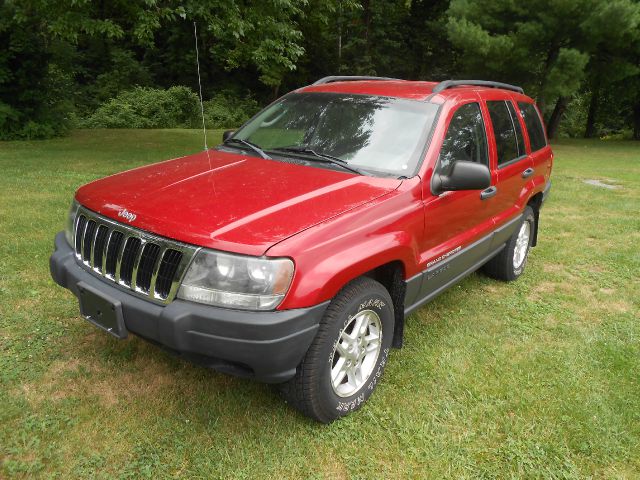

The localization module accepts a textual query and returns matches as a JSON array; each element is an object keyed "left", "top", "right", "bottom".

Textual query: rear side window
[
  {"left": 487, "top": 100, "right": 524, "bottom": 166},
  {"left": 506, "top": 102, "right": 526, "bottom": 156},
  {"left": 519, "top": 102, "right": 547, "bottom": 152},
  {"left": 436, "top": 102, "right": 488, "bottom": 176}
]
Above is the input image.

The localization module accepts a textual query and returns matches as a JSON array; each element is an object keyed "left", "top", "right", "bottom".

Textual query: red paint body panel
[
  {"left": 299, "top": 80, "right": 439, "bottom": 100},
  {"left": 269, "top": 177, "right": 425, "bottom": 309},
  {"left": 76, "top": 149, "right": 401, "bottom": 256},
  {"left": 73, "top": 80, "right": 553, "bottom": 311}
]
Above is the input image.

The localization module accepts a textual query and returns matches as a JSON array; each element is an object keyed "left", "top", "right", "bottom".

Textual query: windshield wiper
[
  {"left": 270, "top": 146, "right": 364, "bottom": 175},
  {"left": 223, "top": 138, "right": 271, "bottom": 159}
]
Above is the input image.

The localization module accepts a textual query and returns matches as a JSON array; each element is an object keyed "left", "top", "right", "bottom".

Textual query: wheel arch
[
  {"left": 526, "top": 192, "right": 543, "bottom": 247},
  {"left": 363, "top": 260, "right": 407, "bottom": 349}
]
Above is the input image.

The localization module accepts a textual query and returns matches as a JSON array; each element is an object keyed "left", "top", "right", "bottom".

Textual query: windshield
[{"left": 230, "top": 92, "right": 440, "bottom": 176}]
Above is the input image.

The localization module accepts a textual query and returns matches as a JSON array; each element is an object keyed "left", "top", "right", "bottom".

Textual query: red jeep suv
[{"left": 50, "top": 76, "right": 552, "bottom": 422}]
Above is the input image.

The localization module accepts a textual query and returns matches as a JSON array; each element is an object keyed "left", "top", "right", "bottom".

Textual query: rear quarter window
[
  {"left": 487, "top": 100, "right": 524, "bottom": 166},
  {"left": 506, "top": 102, "right": 526, "bottom": 156},
  {"left": 518, "top": 102, "right": 547, "bottom": 152}
]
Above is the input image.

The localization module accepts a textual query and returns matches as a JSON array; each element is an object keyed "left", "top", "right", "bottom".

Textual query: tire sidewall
[
  {"left": 512, "top": 208, "right": 535, "bottom": 278},
  {"left": 318, "top": 285, "right": 394, "bottom": 418}
]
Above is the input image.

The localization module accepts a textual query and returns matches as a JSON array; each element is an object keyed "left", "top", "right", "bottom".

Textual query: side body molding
[{"left": 404, "top": 213, "right": 523, "bottom": 316}]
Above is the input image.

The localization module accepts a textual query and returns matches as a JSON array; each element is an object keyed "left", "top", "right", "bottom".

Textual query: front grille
[{"left": 72, "top": 206, "right": 198, "bottom": 304}]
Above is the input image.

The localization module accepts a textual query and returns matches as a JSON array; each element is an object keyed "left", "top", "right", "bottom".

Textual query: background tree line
[{"left": 1, "top": 0, "right": 639, "bottom": 141}]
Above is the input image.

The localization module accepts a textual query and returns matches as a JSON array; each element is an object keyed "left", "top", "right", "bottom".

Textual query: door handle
[
  {"left": 480, "top": 186, "right": 497, "bottom": 200},
  {"left": 521, "top": 167, "right": 534, "bottom": 179}
]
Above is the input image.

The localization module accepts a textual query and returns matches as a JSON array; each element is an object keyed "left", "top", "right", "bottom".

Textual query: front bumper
[{"left": 49, "top": 232, "right": 327, "bottom": 383}]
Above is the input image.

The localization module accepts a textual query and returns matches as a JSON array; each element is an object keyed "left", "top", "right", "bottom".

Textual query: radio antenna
[{"left": 193, "top": 21, "right": 208, "bottom": 151}]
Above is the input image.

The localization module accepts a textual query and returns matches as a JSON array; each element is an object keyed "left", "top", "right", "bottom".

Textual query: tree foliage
[
  {"left": 445, "top": 0, "right": 640, "bottom": 137},
  {"left": 1, "top": 0, "right": 639, "bottom": 140}
]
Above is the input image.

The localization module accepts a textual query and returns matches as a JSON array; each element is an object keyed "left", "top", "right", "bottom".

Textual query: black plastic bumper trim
[
  {"left": 541, "top": 180, "right": 552, "bottom": 206},
  {"left": 50, "top": 231, "right": 328, "bottom": 383}
]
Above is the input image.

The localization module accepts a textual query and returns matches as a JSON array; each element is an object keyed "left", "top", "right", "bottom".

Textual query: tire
[
  {"left": 482, "top": 206, "right": 535, "bottom": 282},
  {"left": 280, "top": 277, "right": 394, "bottom": 423}
]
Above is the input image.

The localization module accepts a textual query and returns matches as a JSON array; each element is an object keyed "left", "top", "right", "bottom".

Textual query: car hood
[{"left": 75, "top": 149, "right": 402, "bottom": 256}]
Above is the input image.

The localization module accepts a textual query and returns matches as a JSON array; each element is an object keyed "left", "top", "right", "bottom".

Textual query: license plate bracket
[{"left": 77, "top": 281, "right": 127, "bottom": 339}]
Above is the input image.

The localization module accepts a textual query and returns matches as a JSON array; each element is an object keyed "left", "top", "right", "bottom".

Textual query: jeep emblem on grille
[{"left": 118, "top": 209, "right": 137, "bottom": 222}]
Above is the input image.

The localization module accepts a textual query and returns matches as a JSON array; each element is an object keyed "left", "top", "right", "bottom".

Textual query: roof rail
[
  {"left": 433, "top": 80, "right": 524, "bottom": 94},
  {"left": 312, "top": 75, "right": 401, "bottom": 85}
]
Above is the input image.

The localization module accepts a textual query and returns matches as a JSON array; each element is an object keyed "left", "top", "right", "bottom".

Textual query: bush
[
  {"left": 81, "top": 87, "right": 260, "bottom": 130},
  {"left": 82, "top": 86, "right": 201, "bottom": 129},
  {"left": 203, "top": 92, "right": 260, "bottom": 129}
]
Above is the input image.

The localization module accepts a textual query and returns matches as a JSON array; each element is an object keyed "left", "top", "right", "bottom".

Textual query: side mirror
[
  {"left": 433, "top": 161, "right": 491, "bottom": 194},
  {"left": 222, "top": 130, "right": 235, "bottom": 142}
]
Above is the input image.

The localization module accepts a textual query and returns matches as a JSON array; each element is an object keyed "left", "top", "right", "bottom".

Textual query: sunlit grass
[{"left": 1, "top": 131, "right": 638, "bottom": 478}]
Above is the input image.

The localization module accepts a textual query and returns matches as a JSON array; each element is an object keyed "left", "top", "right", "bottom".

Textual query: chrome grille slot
[
  {"left": 71, "top": 206, "right": 198, "bottom": 304},
  {"left": 75, "top": 215, "right": 87, "bottom": 255},
  {"left": 105, "top": 231, "right": 124, "bottom": 277},
  {"left": 93, "top": 225, "right": 109, "bottom": 272},
  {"left": 136, "top": 243, "right": 161, "bottom": 293},
  {"left": 82, "top": 220, "right": 96, "bottom": 263},
  {"left": 119, "top": 237, "right": 141, "bottom": 286},
  {"left": 156, "top": 249, "right": 183, "bottom": 299}
]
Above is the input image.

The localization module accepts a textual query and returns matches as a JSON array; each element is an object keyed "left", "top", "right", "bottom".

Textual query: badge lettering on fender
[
  {"left": 427, "top": 263, "right": 450, "bottom": 280},
  {"left": 427, "top": 245, "right": 461, "bottom": 268}
]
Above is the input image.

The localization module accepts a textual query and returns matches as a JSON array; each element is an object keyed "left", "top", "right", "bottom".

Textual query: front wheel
[{"left": 280, "top": 277, "right": 394, "bottom": 423}]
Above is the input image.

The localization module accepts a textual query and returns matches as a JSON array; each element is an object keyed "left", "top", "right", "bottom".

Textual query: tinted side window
[
  {"left": 487, "top": 100, "right": 519, "bottom": 165},
  {"left": 506, "top": 101, "right": 526, "bottom": 156},
  {"left": 436, "top": 102, "right": 488, "bottom": 176},
  {"left": 519, "top": 102, "right": 547, "bottom": 152}
]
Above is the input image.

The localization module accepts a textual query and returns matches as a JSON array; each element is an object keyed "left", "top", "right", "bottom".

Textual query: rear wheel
[
  {"left": 280, "top": 277, "right": 394, "bottom": 423},
  {"left": 482, "top": 206, "right": 535, "bottom": 281}
]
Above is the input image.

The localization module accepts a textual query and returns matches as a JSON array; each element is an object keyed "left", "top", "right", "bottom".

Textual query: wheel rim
[
  {"left": 330, "top": 309, "right": 383, "bottom": 398},
  {"left": 513, "top": 220, "right": 531, "bottom": 269}
]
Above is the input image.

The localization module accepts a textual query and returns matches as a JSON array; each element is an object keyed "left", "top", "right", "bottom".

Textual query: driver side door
[{"left": 416, "top": 99, "right": 498, "bottom": 302}]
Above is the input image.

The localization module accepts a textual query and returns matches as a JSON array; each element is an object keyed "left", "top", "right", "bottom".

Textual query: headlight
[
  {"left": 177, "top": 249, "right": 294, "bottom": 310},
  {"left": 65, "top": 199, "right": 80, "bottom": 246}
]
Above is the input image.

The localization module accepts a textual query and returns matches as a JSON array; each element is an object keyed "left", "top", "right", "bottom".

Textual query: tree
[
  {"left": 0, "top": 0, "right": 183, "bottom": 139},
  {"left": 0, "top": 0, "right": 308, "bottom": 139},
  {"left": 3, "top": 0, "right": 639, "bottom": 140},
  {"left": 444, "top": 0, "right": 605, "bottom": 137},
  {"left": 580, "top": 0, "right": 640, "bottom": 137},
  {"left": 179, "top": 0, "right": 306, "bottom": 96},
  {"left": 404, "top": 0, "right": 454, "bottom": 80}
]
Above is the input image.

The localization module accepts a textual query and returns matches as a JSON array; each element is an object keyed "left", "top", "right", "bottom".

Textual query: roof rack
[
  {"left": 433, "top": 80, "right": 524, "bottom": 94},
  {"left": 312, "top": 75, "right": 401, "bottom": 85}
]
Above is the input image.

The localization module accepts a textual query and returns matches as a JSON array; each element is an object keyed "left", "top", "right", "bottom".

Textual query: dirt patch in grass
[
  {"left": 16, "top": 353, "right": 176, "bottom": 408},
  {"left": 527, "top": 280, "right": 565, "bottom": 301},
  {"left": 542, "top": 263, "right": 567, "bottom": 275}
]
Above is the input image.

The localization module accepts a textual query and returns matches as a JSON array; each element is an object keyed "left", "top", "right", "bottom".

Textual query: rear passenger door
[
  {"left": 518, "top": 101, "right": 552, "bottom": 187},
  {"left": 485, "top": 98, "right": 533, "bottom": 226}
]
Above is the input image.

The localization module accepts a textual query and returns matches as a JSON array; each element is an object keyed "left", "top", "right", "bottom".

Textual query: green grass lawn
[{"left": 1, "top": 130, "right": 639, "bottom": 479}]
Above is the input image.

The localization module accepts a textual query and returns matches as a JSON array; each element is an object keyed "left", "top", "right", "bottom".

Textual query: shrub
[
  {"left": 203, "top": 92, "right": 260, "bottom": 129},
  {"left": 82, "top": 86, "right": 201, "bottom": 129},
  {"left": 81, "top": 87, "right": 261, "bottom": 130}
]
